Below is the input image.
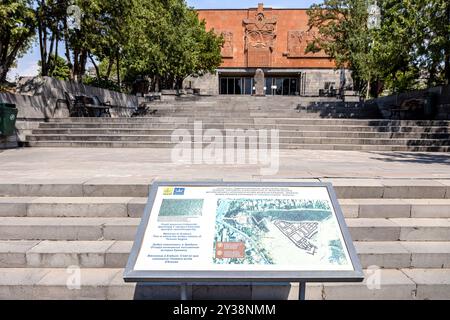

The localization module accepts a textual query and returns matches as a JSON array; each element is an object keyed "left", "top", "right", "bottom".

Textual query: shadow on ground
[{"left": 368, "top": 152, "right": 450, "bottom": 165}]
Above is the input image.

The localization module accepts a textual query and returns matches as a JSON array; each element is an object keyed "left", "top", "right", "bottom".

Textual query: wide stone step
[
  {"left": 1, "top": 179, "right": 449, "bottom": 198},
  {"left": 2, "top": 197, "right": 450, "bottom": 218},
  {"left": 0, "top": 240, "right": 448, "bottom": 269},
  {"left": 26, "top": 134, "right": 450, "bottom": 147},
  {"left": 0, "top": 217, "right": 140, "bottom": 241},
  {"left": 37, "top": 123, "right": 450, "bottom": 133},
  {"left": 347, "top": 218, "right": 450, "bottom": 241},
  {"left": 0, "top": 217, "right": 448, "bottom": 241},
  {"left": 47, "top": 117, "right": 450, "bottom": 126},
  {"left": 23, "top": 140, "right": 450, "bottom": 152},
  {"left": 0, "top": 267, "right": 448, "bottom": 299},
  {"left": 30, "top": 128, "right": 450, "bottom": 140},
  {"left": 0, "top": 197, "right": 145, "bottom": 218}
]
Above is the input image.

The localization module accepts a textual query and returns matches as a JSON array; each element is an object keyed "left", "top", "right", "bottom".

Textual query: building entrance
[{"left": 219, "top": 76, "right": 300, "bottom": 96}]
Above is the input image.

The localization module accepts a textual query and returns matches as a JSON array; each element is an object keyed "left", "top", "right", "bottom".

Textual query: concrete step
[
  {"left": 0, "top": 240, "right": 448, "bottom": 269},
  {"left": 2, "top": 197, "right": 450, "bottom": 218},
  {"left": 0, "top": 177, "right": 450, "bottom": 198},
  {"left": 0, "top": 217, "right": 448, "bottom": 241},
  {"left": 46, "top": 117, "right": 450, "bottom": 126},
  {"left": 23, "top": 140, "right": 450, "bottom": 152},
  {"left": 37, "top": 123, "right": 450, "bottom": 133},
  {"left": 26, "top": 134, "right": 450, "bottom": 146},
  {"left": 0, "top": 267, "right": 448, "bottom": 299},
  {"left": 0, "top": 217, "right": 139, "bottom": 241},
  {"left": 347, "top": 218, "right": 450, "bottom": 241},
  {"left": 0, "top": 197, "right": 145, "bottom": 218},
  {"left": 30, "top": 128, "right": 450, "bottom": 139},
  {"left": 1, "top": 180, "right": 449, "bottom": 198}
]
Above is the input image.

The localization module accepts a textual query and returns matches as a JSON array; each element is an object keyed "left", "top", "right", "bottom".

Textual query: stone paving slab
[
  {"left": 0, "top": 240, "right": 40, "bottom": 267},
  {"left": 322, "top": 269, "right": 416, "bottom": 300},
  {"left": 4, "top": 196, "right": 450, "bottom": 218},
  {"left": 1, "top": 149, "right": 450, "bottom": 185},
  {"left": 401, "top": 242, "right": 450, "bottom": 268},
  {"left": 401, "top": 269, "right": 450, "bottom": 300},
  {"left": 354, "top": 242, "right": 411, "bottom": 269},
  {"left": 0, "top": 267, "right": 449, "bottom": 300},
  {"left": 390, "top": 218, "right": 450, "bottom": 241},
  {"left": 26, "top": 240, "right": 115, "bottom": 268}
]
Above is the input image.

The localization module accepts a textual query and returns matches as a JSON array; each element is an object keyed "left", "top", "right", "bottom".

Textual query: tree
[
  {"left": 122, "top": 0, "right": 223, "bottom": 91},
  {"left": 0, "top": 0, "right": 36, "bottom": 83},
  {"left": 35, "top": 0, "right": 67, "bottom": 78},
  {"left": 38, "top": 54, "right": 70, "bottom": 80},
  {"left": 307, "top": 0, "right": 381, "bottom": 96},
  {"left": 307, "top": 0, "right": 450, "bottom": 96}
]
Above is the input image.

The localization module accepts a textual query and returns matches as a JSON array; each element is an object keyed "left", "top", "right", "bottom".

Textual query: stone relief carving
[
  {"left": 286, "top": 30, "right": 328, "bottom": 58},
  {"left": 243, "top": 4, "right": 277, "bottom": 67},
  {"left": 218, "top": 31, "right": 233, "bottom": 58}
]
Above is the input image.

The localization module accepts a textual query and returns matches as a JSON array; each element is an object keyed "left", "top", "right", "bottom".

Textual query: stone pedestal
[{"left": 254, "top": 68, "right": 265, "bottom": 96}]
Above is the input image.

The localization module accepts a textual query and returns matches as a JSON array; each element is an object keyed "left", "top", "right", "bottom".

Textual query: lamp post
[{"left": 366, "top": 1, "right": 381, "bottom": 99}]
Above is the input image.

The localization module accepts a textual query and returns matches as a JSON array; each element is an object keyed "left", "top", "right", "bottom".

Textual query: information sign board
[{"left": 124, "top": 181, "right": 363, "bottom": 283}]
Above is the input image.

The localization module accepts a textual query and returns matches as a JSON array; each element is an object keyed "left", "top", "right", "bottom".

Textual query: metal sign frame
[{"left": 124, "top": 181, "right": 364, "bottom": 284}]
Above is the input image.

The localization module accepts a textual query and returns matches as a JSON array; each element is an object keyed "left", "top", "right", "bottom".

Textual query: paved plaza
[{"left": 1, "top": 148, "right": 450, "bottom": 184}]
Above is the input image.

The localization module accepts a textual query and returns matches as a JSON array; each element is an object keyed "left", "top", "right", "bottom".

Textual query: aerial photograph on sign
[{"left": 213, "top": 198, "right": 349, "bottom": 268}]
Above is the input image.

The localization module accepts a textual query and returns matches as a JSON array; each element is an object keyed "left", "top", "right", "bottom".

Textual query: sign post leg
[
  {"left": 298, "top": 282, "right": 306, "bottom": 300},
  {"left": 180, "top": 283, "right": 191, "bottom": 300}
]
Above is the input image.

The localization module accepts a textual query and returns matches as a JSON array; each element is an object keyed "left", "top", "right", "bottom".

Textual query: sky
[{"left": 8, "top": 0, "right": 320, "bottom": 81}]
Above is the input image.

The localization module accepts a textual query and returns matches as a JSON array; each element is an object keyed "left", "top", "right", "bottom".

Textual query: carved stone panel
[
  {"left": 287, "top": 30, "right": 328, "bottom": 58},
  {"left": 243, "top": 4, "right": 277, "bottom": 67},
  {"left": 254, "top": 68, "right": 265, "bottom": 96},
  {"left": 219, "top": 31, "right": 233, "bottom": 58}
]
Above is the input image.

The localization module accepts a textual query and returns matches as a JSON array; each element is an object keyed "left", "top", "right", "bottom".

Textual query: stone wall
[
  {"left": 1, "top": 76, "right": 139, "bottom": 120},
  {"left": 301, "top": 69, "right": 353, "bottom": 96},
  {"left": 371, "top": 85, "right": 450, "bottom": 119},
  {"left": 183, "top": 72, "right": 219, "bottom": 96},
  {"left": 183, "top": 69, "right": 353, "bottom": 97}
]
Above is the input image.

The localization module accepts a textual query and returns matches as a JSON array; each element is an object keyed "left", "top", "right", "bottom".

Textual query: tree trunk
[
  {"left": 105, "top": 56, "right": 114, "bottom": 80},
  {"left": 116, "top": 51, "right": 121, "bottom": 89},
  {"left": 88, "top": 53, "right": 100, "bottom": 79},
  {"left": 52, "top": 31, "right": 59, "bottom": 75},
  {"left": 366, "top": 78, "right": 370, "bottom": 100},
  {"left": 446, "top": 5, "right": 450, "bottom": 85},
  {"left": 63, "top": 20, "right": 74, "bottom": 80},
  {"left": 0, "top": 66, "right": 7, "bottom": 84}
]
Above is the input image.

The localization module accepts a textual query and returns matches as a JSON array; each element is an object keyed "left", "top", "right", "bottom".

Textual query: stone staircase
[
  {"left": 23, "top": 96, "right": 450, "bottom": 152},
  {"left": 1, "top": 180, "right": 449, "bottom": 299}
]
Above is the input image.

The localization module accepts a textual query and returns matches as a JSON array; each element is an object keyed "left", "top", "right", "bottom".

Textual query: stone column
[{"left": 254, "top": 68, "right": 265, "bottom": 96}]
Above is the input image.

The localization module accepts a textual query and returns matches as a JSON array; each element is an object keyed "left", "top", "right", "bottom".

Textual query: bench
[{"left": 389, "top": 98, "right": 425, "bottom": 120}]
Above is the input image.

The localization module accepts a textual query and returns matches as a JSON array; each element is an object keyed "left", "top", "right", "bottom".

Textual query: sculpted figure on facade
[
  {"left": 218, "top": 31, "right": 234, "bottom": 58},
  {"left": 243, "top": 4, "right": 277, "bottom": 67},
  {"left": 286, "top": 30, "right": 328, "bottom": 58}
]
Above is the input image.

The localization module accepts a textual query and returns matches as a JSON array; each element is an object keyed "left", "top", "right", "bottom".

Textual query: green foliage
[
  {"left": 83, "top": 76, "right": 121, "bottom": 92},
  {"left": 307, "top": 0, "right": 450, "bottom": 96},
  {"left": 38, "top": 55, "right": 70, "bottom": 80},
  {"left": 0, "top": 0, "right": 36, "bottom": 83},
  {"left": 122, "top": 0, "right": 223, "bottom": 88},
  {"left": 30, "top": 0, "right": 223, "bottom": 91}
]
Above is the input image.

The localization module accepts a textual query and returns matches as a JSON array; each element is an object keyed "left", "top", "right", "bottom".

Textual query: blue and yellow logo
[
  {"left": 173, "top": 187, "right": 185, "bottom": 195},
  {"left": 162, "top": 187, "right": 185, "bottom": 195},
  {"left": 163, "top": 187, "right": 174, "bottom": 195}
]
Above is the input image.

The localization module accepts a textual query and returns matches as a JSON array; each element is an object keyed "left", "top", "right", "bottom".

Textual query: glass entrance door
[
  {"left": 264, "top": 77, "right": 300, "bottom": 96},
  {"left": 219, "top": 76, "right": 300, "bottom": 95}
]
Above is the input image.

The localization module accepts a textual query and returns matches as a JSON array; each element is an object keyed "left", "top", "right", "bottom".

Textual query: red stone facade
[{"left": 197, "top": 4, "right": 335, "bottom": 69}]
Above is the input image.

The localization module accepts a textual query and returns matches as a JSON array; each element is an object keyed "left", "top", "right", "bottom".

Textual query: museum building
[{"left": 185, "top": 3, "right": 352, "bottom": 96}]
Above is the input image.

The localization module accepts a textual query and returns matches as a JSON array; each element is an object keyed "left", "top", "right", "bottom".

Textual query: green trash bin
[{"left": 0, "top": 103, "right": 18, "bottom": 136}]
